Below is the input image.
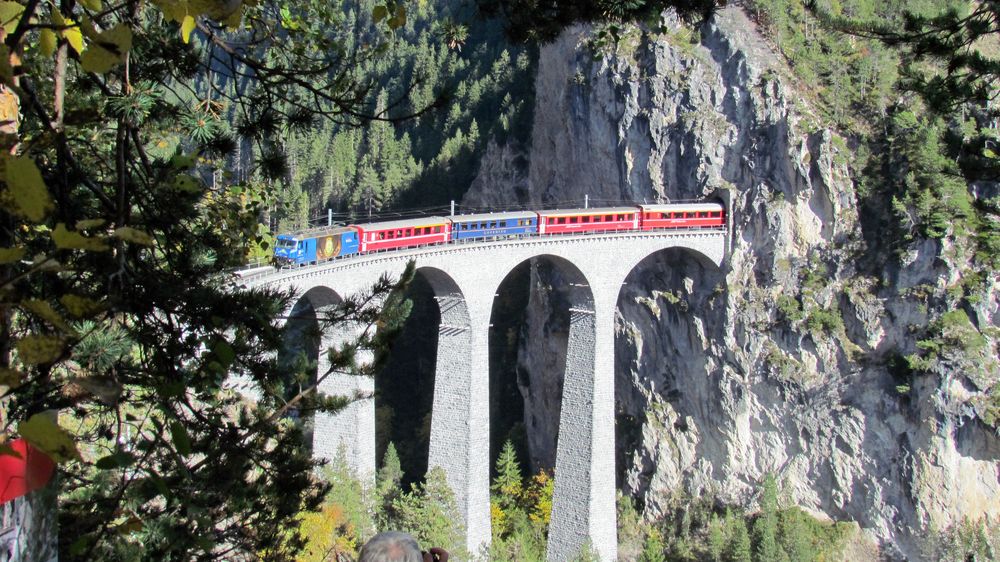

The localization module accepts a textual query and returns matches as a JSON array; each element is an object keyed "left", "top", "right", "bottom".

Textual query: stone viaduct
[{"left": 239, "top": 229, "right": 726, "bottom": 561}]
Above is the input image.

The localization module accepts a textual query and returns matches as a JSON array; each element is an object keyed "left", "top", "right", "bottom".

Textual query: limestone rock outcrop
[{"left": 465, "top": 6, "right": 1000, "bottom": 560}]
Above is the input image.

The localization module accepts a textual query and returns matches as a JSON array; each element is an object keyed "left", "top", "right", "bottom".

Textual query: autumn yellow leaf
[
  {"left": 181, "top": 14, "right": 196, "bottom": 43},
  {"left": 52, "top": 13, "right": 85, "bottom": 55},
  {"left": 59, "top": 294, "right": 105, "bottom": 318},
  {"left": 18, "top": 413, "right": 81, "bottom": 463},
  {"left": 15, "top": 334, "right": 65, "bottom": 365},
  {"left": 3, "top": 155, "right": 54, "bottom": 222},
  {"left": 0, "top": 246, "right": 25, "bottom": 264},
  {"left": 52, "top": 223, "right": 110, "bottom": 251},
  {"left": 113, "top": 226, "right": 155, "bottom": 246},
  {"left": 39, "top": 29, "right": 57, "bottom": 58}
]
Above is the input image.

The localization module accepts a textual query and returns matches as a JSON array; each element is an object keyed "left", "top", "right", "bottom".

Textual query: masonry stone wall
[{"left": 243, "top": 231, "right": 725, "bottom": 560}]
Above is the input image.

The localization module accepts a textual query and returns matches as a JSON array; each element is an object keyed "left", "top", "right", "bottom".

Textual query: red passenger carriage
[
  {"left": 537, "top": 207, "right": 640, "bottom": 235},
  {"left": 354, "top": 217, "right": 451, "bottom": 253},
  {"left": 638, "top": 203, "right": 725, "bottom": 230}
]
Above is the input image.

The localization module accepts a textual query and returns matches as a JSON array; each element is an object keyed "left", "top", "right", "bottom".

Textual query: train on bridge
[{"left": 273, "top": 202, "right": 726, "bottom": 267}]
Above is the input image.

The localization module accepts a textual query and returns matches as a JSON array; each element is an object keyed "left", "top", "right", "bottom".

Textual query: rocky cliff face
[{"left": 465, "top": 6, "right": 1000, "bottom": 560}]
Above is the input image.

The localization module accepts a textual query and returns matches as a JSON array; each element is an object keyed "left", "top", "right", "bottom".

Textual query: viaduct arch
[{"left": 240, "top": 230, "right": 726, "bottom": 561}]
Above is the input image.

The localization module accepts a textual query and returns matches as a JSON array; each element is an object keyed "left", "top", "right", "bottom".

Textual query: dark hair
[{"left": 358, "top": 531, "right": 423, "bottom": 562}]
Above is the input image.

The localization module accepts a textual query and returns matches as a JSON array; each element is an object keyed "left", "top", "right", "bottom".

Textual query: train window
[
  {"left": 569, "top": 217, "right": 577, "bottom": 224},
  {"left": 435, "top": 226, "right": 442, "bottom": 233},
  {"left": 699, "top": 212, "right": 707, "bottom": 218},
  {"left": 604, "top": 215, "right": 612, "bottom": 221},
  {"left": 582, "top": 216, "right": 590, "bottom": 223},
  {"left": 557, "top": 217, "right": 565, "bottom": 224}
]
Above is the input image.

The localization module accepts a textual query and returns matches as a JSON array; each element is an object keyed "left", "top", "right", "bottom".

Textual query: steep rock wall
[{"left": 465, "top": 6, "right": 1000, "bottom": 559}]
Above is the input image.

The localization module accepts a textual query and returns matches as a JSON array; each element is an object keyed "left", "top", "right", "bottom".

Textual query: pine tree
[
  {"left": 728, "top": 513, "right": 753, "bottom": 562},
  {"left": 638, "top": 529, "right": 666, "bottom": 562},
  {"left": 779, "top": 508, "right": 818, "bottom": 562},
  {"left": 754, "top": 474, "right": 783, "bottom": 561},
  {"left": 492, "top": 439, "right": 524, "bottom": 502},
  {"left": 707, "top": 513, "right": 728, "bottom": 562},
  {"left": 390, "top": 467, "right": 466, "bottom": 558}
]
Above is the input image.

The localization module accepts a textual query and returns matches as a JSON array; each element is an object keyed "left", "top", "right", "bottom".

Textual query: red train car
[
  {"left": 355, "top": 217, "right": 451, "bottom": 253},
  {"left": 537, "top": 207, "right": 640, "bottom": 235},
  {"left": 638, "top": 203, "right": 725, "bottom": 230}
]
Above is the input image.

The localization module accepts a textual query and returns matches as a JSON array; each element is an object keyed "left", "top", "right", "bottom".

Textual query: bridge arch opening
[
  {"left": 376, "top": 266, "right": 471, "bottom": 487},
  {"left": 488, "top": 255, "right": 595, "bottom": 487},
  {"left": 614, "top": 246, "right": 724, "bottom": 508},
  {"left": 279, "top": 285, "right": 344, "bottom": 451}
]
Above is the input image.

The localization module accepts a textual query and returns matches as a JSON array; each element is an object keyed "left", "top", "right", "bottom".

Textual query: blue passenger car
[
  {"left": 274, "top": 226, "right": 360, "bottom": 267},
  {"left": 449, "top": 211, "right": 538, "bottom": 241}
]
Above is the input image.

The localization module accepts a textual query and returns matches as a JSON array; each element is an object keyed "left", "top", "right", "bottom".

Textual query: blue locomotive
[{"left": 274, "top": 226, "right": 359, "bottom": 266}]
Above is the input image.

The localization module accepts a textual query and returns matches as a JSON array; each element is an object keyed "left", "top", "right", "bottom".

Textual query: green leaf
[
  {"left": 22, "top": 299, "right": 77, "bottom": 336},
  {"left": 75, "top": 218, "right": 106, "bottom": 230},
  {"left": 59, "top": 294, "right": 104, "bottom": 318},
  {"left": 170, "top": 421, "right": 192, "bottom": 456},
  {"left": 80, "top": 23, "right": 132, "bottom": 74},
  {"left": 112, "top": 226, "right": 154, "bottom": 246},
  {"left": 15, "top": 334, "right": 65, "bottom": 364},
  {"left": 95, "top": 450, "right": 135, "bottom": 469},
  {"left": 52, "top": 223, "right": 110, "bottom": 251},
  {"left": 0, "top": 1, "right": 24, "bottom": 35},
  {"left": 0, "top": 246, "right": 24, "bottom": 264},
  {"left": 0, "top": 368, "right": 24, "bottom": 389},
  {"left": 18, "top": 413, "right": 80, "bottom": 463},
  {"left": 3, "top": 155, "right": 54, "bottom": 222},
  {"left": 387, "top": 5, "right": 406, "bottom": 29},
  {"left": 372, "top": 5, "right": 388, "bottom": 23},
  {"left": 212, "top": 339, "right": 235, "bottom": 367},
  {"left": 71, "top": 376, "right": 122, "bottom": 405},
  {"left": 78, "top": 0, "right": 102, "bottom": 11},
  {"left": 39, "top": 29, "right": 57, "bottom": 57},
  {"left": 172, "top": 173, "right": 203, "bottom": 192}
]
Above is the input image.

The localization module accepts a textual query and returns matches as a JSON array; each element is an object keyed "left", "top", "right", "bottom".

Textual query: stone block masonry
[{"left": 243, "top": 230, "right": 725, "bottom": 560}]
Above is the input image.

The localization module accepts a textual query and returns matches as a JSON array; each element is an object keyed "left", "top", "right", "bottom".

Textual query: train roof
[
  {"left": 352, "top": 216, "right": 451, "bottom": 231},
  {"left": 278, "top": 226, "right": 356, "bottom": 239},
  {"left": 537, "top": 206, "right": 639, "bottom": 217},
  {"left": 450, "top": 211, "right": 537, "bottom": 223},
  {"left": 638, "top": 202, "right": 724, "bottom": 212}
]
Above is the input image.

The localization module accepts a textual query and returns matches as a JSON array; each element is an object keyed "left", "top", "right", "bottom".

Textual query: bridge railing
[{"left": 230, "top": 225, "right": 727, "bottom": 282}]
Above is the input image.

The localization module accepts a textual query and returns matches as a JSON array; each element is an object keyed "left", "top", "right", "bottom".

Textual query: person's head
[{"left": 358, "top": 531, "right": 424, "bottom": 562}]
